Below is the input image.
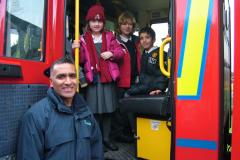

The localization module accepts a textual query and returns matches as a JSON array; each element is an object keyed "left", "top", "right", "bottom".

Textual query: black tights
[{"left": 94, "top": 113, "right": 112, "bottom": 142}]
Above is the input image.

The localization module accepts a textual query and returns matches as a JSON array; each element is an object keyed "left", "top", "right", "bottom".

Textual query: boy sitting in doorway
[{"left": 125, "top": 26, "right": 168, "bottom": 97}]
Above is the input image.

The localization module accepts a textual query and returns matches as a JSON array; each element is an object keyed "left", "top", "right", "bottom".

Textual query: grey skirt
[{"left": 86, "top": 82, "right": 118, "bottom": 114}]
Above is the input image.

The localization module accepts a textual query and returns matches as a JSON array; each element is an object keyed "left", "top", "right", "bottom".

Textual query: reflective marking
[
  {"left": 176, "top": 138, "right": 217, "bottom": 150},
  {"left": 177, "top": 0, "right": 214, "bottom": 100}
]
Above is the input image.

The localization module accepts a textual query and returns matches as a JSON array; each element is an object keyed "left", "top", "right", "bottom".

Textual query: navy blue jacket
[
  {"left": 126, "top": 47, "right": 168, "bottom": 95},
  {"left": 17, "top": 88, "right": 103, "bottom": 160}
]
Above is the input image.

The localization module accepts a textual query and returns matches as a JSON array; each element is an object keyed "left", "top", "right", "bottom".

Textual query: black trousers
[{"left": 110, "top": 88, "right": 136, "bottom": 139}]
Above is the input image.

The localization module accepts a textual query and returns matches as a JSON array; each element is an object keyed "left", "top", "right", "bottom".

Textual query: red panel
[
  {"left": 231, "top": 0, "right": 240, "bottom": 159},
  {"left": 176, "top": 148, "right": 217, "bottom": 160},
  {"left": 174, "top": 0, "right": 220, "bottom": 159},
  {"left": 175, "top": 0, "right": 187, "bottom": 57},
  {"left": 45, "top": 0, "right": 65, "bottom": 63},
  {"left": 0, "top": 58, "right": 50, "bottom": 84},
  {"left": 0, "top": 0, "right": 6, "bottom": 56},
  {"left": 0, "top": 0, "right": 64, "bottom": 84}
]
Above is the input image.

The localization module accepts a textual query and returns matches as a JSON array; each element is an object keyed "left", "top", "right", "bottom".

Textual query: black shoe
[
  {"left": 104, "top": 141, "right": 119, "bottom": 151},
  {"left": 103, "top": 145, "right": 108, "bottom": 152}
]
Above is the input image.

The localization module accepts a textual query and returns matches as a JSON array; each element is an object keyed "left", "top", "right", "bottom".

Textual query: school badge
[
  {"left": 95, "top": 14, "right": 100, "bottom": 20},
  {"left": 152, "top": 52, "right": 158, "bottom": 58}
]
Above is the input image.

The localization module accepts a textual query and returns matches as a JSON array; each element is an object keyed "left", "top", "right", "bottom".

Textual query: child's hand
[
  {"left": 100, "top": 51, "right": 113, "bottom": 60},
  {"left": 72, "top": 40, "right": 80, "bottom": 49},
  {"left": 149, "top": 89, "right": 161, "bottom": 95}
]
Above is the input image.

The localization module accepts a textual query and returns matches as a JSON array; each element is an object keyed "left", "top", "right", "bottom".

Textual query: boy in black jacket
[{"left": 125, "top": 27, "right": 168, "bottom": 96}]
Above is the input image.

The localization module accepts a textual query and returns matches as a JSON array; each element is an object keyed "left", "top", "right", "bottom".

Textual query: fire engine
[{"left": 0, "top": 0, "right": 234, "bottom": 159}]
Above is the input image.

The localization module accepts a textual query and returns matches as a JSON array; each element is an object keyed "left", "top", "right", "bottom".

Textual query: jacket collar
[
  {"left": 145, "top": 46, "right": 158, "bottom": 54},
  {"left": 119, "top": 35, "right": 132, "bottom": 43},
  {"left": 47, "top": 88, "right": 90, "bottom": 118}
]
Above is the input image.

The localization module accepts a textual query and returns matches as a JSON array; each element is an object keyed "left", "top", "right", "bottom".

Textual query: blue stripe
[
  {"left": 176, "top": 138, "right": 217, "bottom": 150},
  {"left": 196, "top": 0, "right": 214, "bottom": 98},
  {"left": 177, "top": 0, "right": 192, "bottom": 77},
  {"left": 177, "top": 95, "right": 200, "bottom": 100}
]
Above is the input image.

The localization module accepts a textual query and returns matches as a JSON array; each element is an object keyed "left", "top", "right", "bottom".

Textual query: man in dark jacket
[{"left": 17, "top": 56, "right": 103, "bottom": 160}]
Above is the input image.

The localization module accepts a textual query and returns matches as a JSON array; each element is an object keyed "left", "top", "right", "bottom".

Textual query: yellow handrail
[
  {"left": 75, "top": 0, "right": 80, "bottom": 92},
  {"left": 159, "top": 37, "right": 171, "bottom": 78}
]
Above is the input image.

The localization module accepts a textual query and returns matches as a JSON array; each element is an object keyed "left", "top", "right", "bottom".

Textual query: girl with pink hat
[{"left": 73, "top": 3, "right": 124, "bottom": 151}]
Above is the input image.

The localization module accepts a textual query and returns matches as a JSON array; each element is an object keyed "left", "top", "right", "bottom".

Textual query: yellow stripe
[{"left": 177, "top": 0, "right": 210, "bottom": 96}]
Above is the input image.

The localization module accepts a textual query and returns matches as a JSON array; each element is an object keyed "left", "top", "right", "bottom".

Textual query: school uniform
[{"left": 126, "top": 46, "right": 168, "bottom": 95}]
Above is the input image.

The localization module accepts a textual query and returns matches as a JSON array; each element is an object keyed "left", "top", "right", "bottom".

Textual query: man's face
[
  {"left": 50, "top": 63, "right": 77, "bottom": 103},
  {"left": 120, "top": 19, "right": 133, "bottom": 37},
  {"left": 140, "top": 32, "right": 155, "bottom": 51}
]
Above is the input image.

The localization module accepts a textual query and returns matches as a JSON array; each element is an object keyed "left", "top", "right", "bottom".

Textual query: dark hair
[
  {"left": 139, "top": 27, "right": 156, "bottom": 40},
  {"left": 50, "top": 55, "right": 75, "bottom": 76}
]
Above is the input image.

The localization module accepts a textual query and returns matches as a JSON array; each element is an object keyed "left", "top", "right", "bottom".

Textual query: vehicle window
[
  {"left": 4, "top": 0, "right": 46, "bottom": 61},
  {"left": 152, "top": 22, "right": 169, "bottom": 51}
]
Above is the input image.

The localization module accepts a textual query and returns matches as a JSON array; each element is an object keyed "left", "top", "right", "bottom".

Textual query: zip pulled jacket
[
  {"left": 80, "top": 31, "right": 124, "bottom": 83},
  {"left": 17, "top": 88, "right": 103, "bottom": 160},
  {"left": 116, "top": 35, "right": 141, "bottom": 88},
  {"left": 126, "top": 47, "right": 168, "bottom": 95}
]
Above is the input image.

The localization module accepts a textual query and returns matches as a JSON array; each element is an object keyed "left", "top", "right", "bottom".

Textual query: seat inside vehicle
[{"left": 119, "top": 94, "right": 170, "bottom": 117}]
